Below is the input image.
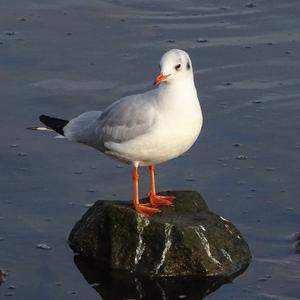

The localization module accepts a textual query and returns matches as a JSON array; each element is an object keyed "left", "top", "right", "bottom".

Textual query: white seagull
[{"left": 38, "top": 49, "right": 203, "bottom": 216}]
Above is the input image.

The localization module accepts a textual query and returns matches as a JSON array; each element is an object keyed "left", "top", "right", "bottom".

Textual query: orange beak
[{"left": 153, "top": 72, "right": 169, "bottom": 86}]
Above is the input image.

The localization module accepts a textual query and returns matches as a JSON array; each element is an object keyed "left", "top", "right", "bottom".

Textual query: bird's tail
[{"left": 27, "top": 115, "right": 69, "bottom": 135}]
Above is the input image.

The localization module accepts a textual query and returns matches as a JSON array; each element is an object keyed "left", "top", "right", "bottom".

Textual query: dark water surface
[{"left": 1, "top": 0, "right": 300, "bottom": 299}]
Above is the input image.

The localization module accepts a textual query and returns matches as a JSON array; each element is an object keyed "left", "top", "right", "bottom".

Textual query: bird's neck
[
  {"left": 156, "top": 77, "right": 200, "bottom": 118},
  {"left": 158, "top": 77, "right": 197, "bottom": 98}
]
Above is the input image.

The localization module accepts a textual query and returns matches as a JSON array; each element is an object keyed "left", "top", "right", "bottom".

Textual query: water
[{"left": 1, "top": 0, "right": 300, "bottom": 299}]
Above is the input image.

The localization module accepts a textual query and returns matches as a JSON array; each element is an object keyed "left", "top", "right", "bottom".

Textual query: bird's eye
[{"left": 175, "top": 64, "right": 181, "bottom": 71}]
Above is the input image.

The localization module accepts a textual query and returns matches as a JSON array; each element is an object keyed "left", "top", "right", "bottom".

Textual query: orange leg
[
  {"left": 132, "top": 166, "right": 160, "bottom": 216},
  {"left": 148, "top": 165, "right": 175, "bottom": 207}
]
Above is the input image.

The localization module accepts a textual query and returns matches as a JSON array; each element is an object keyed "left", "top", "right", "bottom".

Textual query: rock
[
  {"left": 7, "top": 285, "right": 16, "bottom": 290},
  {"left": 196, "top": 39, "right": 208, "bottom": 43},
  {"left": 68, "top": 191, "right": 251, "bottom": 277},
  {"left": 294, "top": 233, "right": 300, "bottom": 253},
  {"left": 245, "top": 3, "right": 256, "bottom": 8},
  {"left": 35, "top": 243, "right": 52, "bottom": 250},
  {"left": 3, "top": 292, "right": 14, "bottom": 297},
  {"left": 235, "top": 154, "right": 248, "bottom": 160},
  {"left": 0, "top": 269, "right": 7, "bottom": 285}
]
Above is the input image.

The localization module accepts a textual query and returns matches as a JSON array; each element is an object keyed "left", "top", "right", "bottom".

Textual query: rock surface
[
  {"left": 69, "top": 191, "right": 251, "bottom": 277},
  {"left": 294, "top": 233, "right": 300, "bottom": 253},
  {"left": 0, "top": 269, "right": 7, "bottom": 285}
]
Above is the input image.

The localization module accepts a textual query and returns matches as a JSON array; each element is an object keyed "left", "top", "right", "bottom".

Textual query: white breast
[{"left": 104, "top": 85, "right": 203, "bottom": 166}]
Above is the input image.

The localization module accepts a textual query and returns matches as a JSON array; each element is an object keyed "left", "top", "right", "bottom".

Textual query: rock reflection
[{"left": 74, "top": 255, "right": 248, "bottom": 300}]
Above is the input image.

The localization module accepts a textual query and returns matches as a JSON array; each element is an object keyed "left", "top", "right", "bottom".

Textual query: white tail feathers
[{"left": 27, "top": 126, "right": 53, "bottom": 132}]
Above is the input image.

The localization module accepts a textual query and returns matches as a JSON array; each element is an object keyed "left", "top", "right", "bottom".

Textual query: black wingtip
[
  {"left": 39, "top": 115, "right": 69, "bottom": 135},
  {"left": 39, "top": 115, "right": 47, "bottom": 123}
]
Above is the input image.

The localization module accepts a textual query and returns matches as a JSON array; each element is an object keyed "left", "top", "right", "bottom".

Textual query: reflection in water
[{"left": 74, "top": 256, "right": 248, "bottom": 300}]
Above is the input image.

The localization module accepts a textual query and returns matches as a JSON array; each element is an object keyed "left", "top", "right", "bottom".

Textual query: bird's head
[{"left": 153, "top": 49, "right": 193, "bottom": 86}]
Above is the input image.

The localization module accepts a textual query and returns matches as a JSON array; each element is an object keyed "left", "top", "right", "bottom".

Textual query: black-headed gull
[{"left": 38, "top": 49, "right": 203, "bottom": 216}]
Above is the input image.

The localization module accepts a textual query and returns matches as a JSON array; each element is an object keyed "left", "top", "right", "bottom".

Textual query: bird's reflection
[{"left": 74, "top": 255, "right": 248, "bottom": 300}]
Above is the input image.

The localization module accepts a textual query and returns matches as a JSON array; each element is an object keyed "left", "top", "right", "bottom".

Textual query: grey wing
[
  {"left": 64, "top": 111, "right": 103, "bottom": 146},
  {"left": 96, "top": 92, "right": 158, "bottom": 146}
]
